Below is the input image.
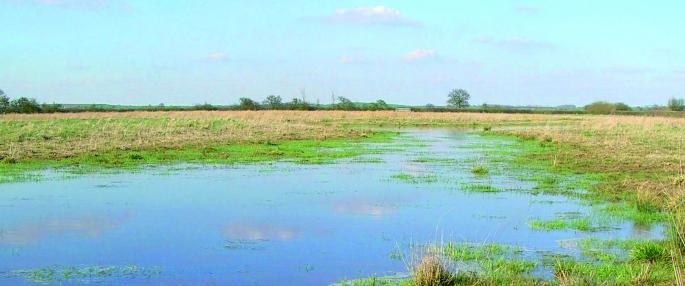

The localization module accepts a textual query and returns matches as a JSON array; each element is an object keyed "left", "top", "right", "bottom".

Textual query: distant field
[{"left": 0, "top": 111, "right": 580, "bottom": 163}]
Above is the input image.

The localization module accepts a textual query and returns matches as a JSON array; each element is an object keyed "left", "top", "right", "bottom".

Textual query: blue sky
[{"left": 1, "top": 0, "right": 683, "bottom": 106}]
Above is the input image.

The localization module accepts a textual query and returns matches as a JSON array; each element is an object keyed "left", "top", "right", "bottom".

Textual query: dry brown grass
[
  {"left": 412, "top": 254, "right": 457, "bottom": 286},
  {"left": 499, "top": 115, "right": 685, "bottom": 285},
  {"left": 500, "top": 115, "right": 685, "bottom": 209},
  {"left": 0, "top": 110, "right": 579, "bottom": 162}
]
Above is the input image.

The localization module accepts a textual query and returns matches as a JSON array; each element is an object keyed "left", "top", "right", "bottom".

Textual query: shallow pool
[{"left": 0, "top": 129, "right": 662, "bottom": 285}]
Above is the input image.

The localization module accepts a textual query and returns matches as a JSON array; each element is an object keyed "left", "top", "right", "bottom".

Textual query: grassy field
[
  {"left": 0, "top": 111, "right": 580, "bottom": 163},
  {"left": 1, "top": 110, "right": 684, "bottom": 285}
]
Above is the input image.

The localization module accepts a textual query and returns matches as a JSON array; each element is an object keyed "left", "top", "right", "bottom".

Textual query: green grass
[
  {"left": 576, "top": 238, "right": 671, "bottom": 263},
  {"left": 553, "top": 257, "right": 674, "bottom": 285},
  {"left": 409, "top": 157, "right": 458, "bottom": 165},
  {"left": 470, "top": 165, "right": 489, "bottom": 175},
  {"left": 336, "top": 276, "right": 412, "bottom": 286},
  {"left": 391, "top": 172, "right": 438, "bottom": 184},
  {"left": 0, "top": 131, "right": 396, "bottom": 184},
  {"left": 338, "top": 242, "right": 543, "bottom": 286},
  {"left": 443, "top": 242, "right": 518, "bottom": 261},
  {"left": 462, "top": 184, "right": 501, "bottom": 193},
  {"left": 597, "top": 202, "right": 668, "bottom": 225},
  {"left": 528, "top": 217, "right": 611, "bottom": 232}
]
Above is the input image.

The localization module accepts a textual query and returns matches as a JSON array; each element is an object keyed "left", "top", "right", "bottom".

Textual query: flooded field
[{"left": 0, "top": 129, "right": 663, "bottom": 285}]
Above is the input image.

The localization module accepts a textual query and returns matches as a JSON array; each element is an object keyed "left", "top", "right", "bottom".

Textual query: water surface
[{"left": 0, "top": 129, "right": 661, "bottom": 285}]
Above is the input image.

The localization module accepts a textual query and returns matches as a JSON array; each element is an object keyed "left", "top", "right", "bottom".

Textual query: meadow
[{"left": 1, "top": 110, "right": 683, "bottom": 285}]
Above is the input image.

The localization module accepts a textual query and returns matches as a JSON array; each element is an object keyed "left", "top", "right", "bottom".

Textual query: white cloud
[
  {"left": 403, "top": 49, "right": 436, "bottom": 61},
  {"left": 338, "top": 55, "right": 369, "bottom": 64},
  {"left": 325, "top": 6, "right": 419, "bottom": 26},
  {"left": 205, "top": 52, "right": 228, "bottom": 61},
  {"left": 339, "top": 56, "right": 354, "bottom": 64},
  {"left": 16, "top": 0, "right": 118, "bottom": 9},
  {"left": 477, "top": 36, "right": 554, "bottom": 52},
  {"left": 606, "top": 65, "right": 653, "bottom": 75},
  {"left": 513, "top": 4, "right": 540, "bottom": 15}
]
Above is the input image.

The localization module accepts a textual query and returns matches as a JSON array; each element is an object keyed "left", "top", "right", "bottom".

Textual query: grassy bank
[
  {"left": 486, "top": 115, "right": 685, "bottom": 284},
  {"left": 0, "top": 111, "right": 579, "bottom": 163},
  {"left": 0, "top": 110, "right": 577, "bottom": 183}
]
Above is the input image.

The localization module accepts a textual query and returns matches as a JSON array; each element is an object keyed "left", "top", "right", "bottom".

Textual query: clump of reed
[{"left": 404, "top": 243, "right": 457, "bottom": 286}]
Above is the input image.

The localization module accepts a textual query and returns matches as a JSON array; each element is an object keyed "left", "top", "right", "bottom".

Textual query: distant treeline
[{"left": 1, "top": 90, "right": 684, "bottom": 117}]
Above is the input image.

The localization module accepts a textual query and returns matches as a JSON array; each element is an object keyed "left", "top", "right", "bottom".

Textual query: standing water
[{"left": 0, "top": 129, "right": 661, "bottom": 285}]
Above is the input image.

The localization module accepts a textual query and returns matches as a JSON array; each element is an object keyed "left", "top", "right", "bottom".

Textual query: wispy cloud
[
  {"left": 338, "top": 55, "right": 367, "bottom": 64},
  {"left": 204, "top": 52, "right": 229, "bottom": 62},
  {"left": 14, "top": 0, "right": 120, "bottom": 9},
  {"left": 512, "top": 4, "right": 540, "bottom": 15},
  {"left": 606, "top": 65, "right": 653, "bottom": 75},
  {"left": 323, "top": 6, "right": 420, "bottom": 26},
  {"left": 477, "top": 36, "right": 554, "bottom": 52},
  {"left": 403, "top": 48, "right": 436, "bottom": 61}
]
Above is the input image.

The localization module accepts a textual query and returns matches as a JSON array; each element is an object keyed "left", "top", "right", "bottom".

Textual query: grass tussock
[
  {"left": 470, "top": 165, "right": 489, "bottom": 176},
  {"left": 411, "top": 254, "right": 457, "bottom": 286}
]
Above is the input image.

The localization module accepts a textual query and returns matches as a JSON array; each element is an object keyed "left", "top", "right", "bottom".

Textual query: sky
[{"left": 1, "top": 0, "right": 684, "bottom": 106}]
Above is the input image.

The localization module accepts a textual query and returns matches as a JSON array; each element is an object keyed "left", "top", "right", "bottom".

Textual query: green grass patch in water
[
  {"left": 471, "top": 165, "right": 489, "bottom": 176},
  {"left": 391, "top": 172, "right": 438, "bottom": 184},
  {"left": 462, "top": 184, "right": 501, "bottom": 193},
  {"left": 11, "top": 265, "right": 161, "bottom": 284},
  {"left": 0, "top": 131, "right": 397, "bottom": 184}
]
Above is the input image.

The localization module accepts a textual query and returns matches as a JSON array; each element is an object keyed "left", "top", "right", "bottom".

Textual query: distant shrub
[
  {"left": 41, "top": 103, "right": 63, "bottom": 113},
  {"left": 335, "top": 96, "right": 356, "bottom": 110},
  {"left": 369, "top": 99, "right": 389, "bottom": 111},
  {"left": 238, "top": 97, "right": 259, "bottom": 110},
  {"left": 0, "top": 93, "right": 9, "bottom": 114},
  {"left": 262, "top": 95, "right": 282, "bottom": 110},
  {"left": 288, "top": 98, "right": 311, "bottom": 110},
  {"left": 614, "top": 102, "right": 631, "bottom": 111},
  {"left": 585, "top": 101, "right": 617, "bottom": 114},
  {"left": 10, "top": 97, "right": 42, "bottom": 114},
  {"left": 193, "top": 103, "right": 218, "bottom": 111},
  {"left": 668, "top": 97, "right": 684, "bottom": 111}
]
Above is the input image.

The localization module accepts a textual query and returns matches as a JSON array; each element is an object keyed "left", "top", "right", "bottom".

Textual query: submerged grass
[
  {"left": 529, "top": 217, "right": 609, "bottom": 232},
  {"left": 391, "top": 173, "right": 438, "bottom": 184},
  {"left": 470, "top": 165, "right": 489, "bottom": 176},
  {"left": 462, "top": 184, "right": 501, "bottom": 193},
  {"left": 11, "top": 265, "right": 161, "bottom": 284},
  {"left": 0, "top": 130, "right": 396, "bottom": 183}
]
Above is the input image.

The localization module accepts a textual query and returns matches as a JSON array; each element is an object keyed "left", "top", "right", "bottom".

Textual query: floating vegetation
[
  {"left": 409, "top": 157, "right": 459, "bottom": 165},
  {"left": 11, "top": 265, "right": 161, "bottom": 284},
  {"left": 528, "top": 214, "right": 615, "bottom": 232},
  {"left": 390, "top": 173, "right": 437, "bottom": 184},
  {"left": 471, "top": 165, "right": 489, "bottom": 176},
  {"left": 224, "top": 239, "right": 268, "bottom": 250},
  {"left": 462, "top": 184, "right": 501, "bottom": 193},
  {"left": 352, "top": 157, "right": 386, "bottom": 163}
]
